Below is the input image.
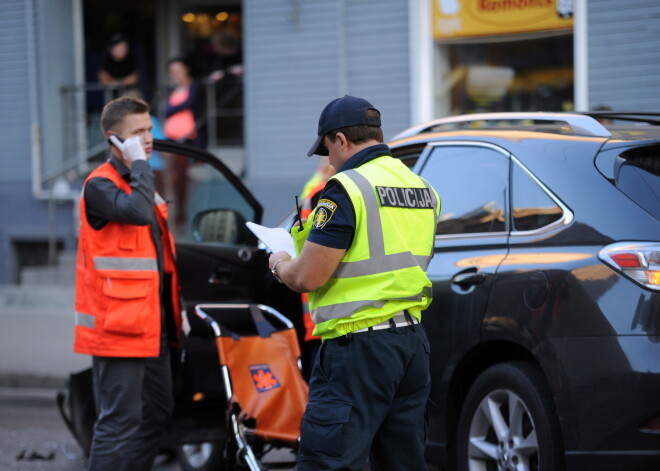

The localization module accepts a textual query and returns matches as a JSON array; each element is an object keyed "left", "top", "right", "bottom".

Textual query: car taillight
[{"left": 599, "top": 242, "right": 660, "bottom": 291}]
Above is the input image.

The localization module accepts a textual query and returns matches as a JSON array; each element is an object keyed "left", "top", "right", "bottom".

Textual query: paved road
[
  {"left": 0, "top": 302, "right": 295, "bottom": 470},
  {"left": 0, "top": 386, "right": 298, "bottom": 471},
  {"left": 0, "top": 387, "right": 183, "bottom": 471}
]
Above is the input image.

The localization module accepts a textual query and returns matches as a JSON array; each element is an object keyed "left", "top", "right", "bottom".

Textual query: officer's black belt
[{"left": 352, "top": 310, "right": 418, "bottom": 334}]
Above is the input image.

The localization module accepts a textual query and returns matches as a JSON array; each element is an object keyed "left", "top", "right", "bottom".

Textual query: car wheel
[
  {"left": 177, "top": 441, "right": 225, "bottom": 471},
  {"left": 455, "top": 361, "right": 564, "bottom": 471}
]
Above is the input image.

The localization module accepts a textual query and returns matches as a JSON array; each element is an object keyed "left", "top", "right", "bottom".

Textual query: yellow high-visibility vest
[{"left": 306, "top": 155, "right": 440, "bottom": 340}]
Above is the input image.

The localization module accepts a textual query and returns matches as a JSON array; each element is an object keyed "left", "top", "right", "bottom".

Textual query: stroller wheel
[{"left": 177, "top": 441, "right": 225, "bottom": 471}]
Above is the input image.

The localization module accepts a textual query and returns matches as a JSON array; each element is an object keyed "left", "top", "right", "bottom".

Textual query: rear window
[{"left": 614, "top": 145, "right": 660, "bottom": 220}]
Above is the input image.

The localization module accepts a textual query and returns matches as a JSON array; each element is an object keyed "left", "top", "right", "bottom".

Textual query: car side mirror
[{"left": 191, "top": 208, "right": 250, "bottom": 244}]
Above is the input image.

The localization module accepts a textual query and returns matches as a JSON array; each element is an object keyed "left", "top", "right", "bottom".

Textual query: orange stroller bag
[{"left": 195, "top": 303, "right": 308, "bottom": 469}]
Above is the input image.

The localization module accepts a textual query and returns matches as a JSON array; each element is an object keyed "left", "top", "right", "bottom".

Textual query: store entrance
[{"left": 81, "top": 0, "right": 244, "bottom": 149}]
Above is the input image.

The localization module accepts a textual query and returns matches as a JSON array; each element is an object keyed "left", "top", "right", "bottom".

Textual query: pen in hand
[{"left": 295, "top": 195, "right": 303, "bottom": 232}]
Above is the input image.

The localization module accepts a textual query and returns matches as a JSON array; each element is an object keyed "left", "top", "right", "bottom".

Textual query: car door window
[
  {"left": 419, "top": 145, "right": 508, "bottom": 235},
  {"left": 152, "top": 141, "right": 261, "bottom": 244},
  {"left": 511, "top": 162, "right": 563, "bottom": 231}
]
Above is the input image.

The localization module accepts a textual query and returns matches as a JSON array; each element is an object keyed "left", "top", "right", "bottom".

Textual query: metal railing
[{"left": 56, "top": 80, "right": 244, "bottom": 184}]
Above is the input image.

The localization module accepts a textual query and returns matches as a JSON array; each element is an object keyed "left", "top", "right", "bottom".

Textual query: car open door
[{"left": 153, "top": 140, "right": 265, "bottom": 314}]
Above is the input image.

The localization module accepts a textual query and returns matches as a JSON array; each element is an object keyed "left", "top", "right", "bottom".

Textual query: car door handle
[
  {"left": 452, "top": 271, "right": 486, "bottom": 288},
  {"left": 208, "top": 268, "right": 232, "bottom": 285}
]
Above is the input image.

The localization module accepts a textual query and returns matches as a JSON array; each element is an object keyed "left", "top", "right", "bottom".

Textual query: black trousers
[
  {"left": 297, "top": 323, "right": 431, "bottom": 471},
  {"left": 87, "top": 345, "right": 173, "bottom": 471}
]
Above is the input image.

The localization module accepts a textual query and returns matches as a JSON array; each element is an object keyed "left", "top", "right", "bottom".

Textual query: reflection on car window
[
  {"left": 420, "top": 146, "right": 507, "bottom": 235},
  {"left": 511, "top": 163, "right": 562, "bottom": 231},
  {"left": 154, "top": 153, "right": 256, "bottom": 243},
  {"left": 615, "top": 154, "right": 660, "bottom": 220}
]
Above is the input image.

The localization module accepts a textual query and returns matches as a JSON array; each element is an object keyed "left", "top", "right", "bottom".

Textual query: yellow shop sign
[{"left": 433, "top": 0, "right": 574, "bottom": 40}]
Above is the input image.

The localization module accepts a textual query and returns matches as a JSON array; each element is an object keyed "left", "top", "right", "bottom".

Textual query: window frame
[
  {"left": 412, "top": 140, "right": 573, "bottom": 241},
  {"left": 509, "top": 154, "right": 573, "bottom": 237},
  {"left": 415, "top": 141, "right": 511, "bottom": 240}
]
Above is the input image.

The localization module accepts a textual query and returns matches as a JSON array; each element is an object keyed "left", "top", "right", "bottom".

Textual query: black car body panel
[{"left": 389, "top": 114, "right": 660, "bottom": 470}]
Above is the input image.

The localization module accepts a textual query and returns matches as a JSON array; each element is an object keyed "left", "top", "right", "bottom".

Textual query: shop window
[{"left": 437, "top": 35, "right": 574, "bottom": 115}]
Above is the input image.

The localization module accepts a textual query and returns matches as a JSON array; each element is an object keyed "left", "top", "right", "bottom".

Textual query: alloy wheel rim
[
  {"left": 181, "top": 442, "right": 214, "bottom": 468},
  {"left": 467, "top": 389, "right": 539, "bottom": 471}
]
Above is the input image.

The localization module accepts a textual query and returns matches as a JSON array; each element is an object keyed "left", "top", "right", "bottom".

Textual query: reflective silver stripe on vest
[
  {"left": 333, "top": 169, "right": 436, "bottom": 279},
  {"left": 335, "top": 253, "right": 431, "bottom": 278},
  {"left": 94, "top": 257, "right": 158, "bottom": 272},
  {"left": 312, "top": 291, "right": 425, "bottom": 321},
  {"left": 155, "top": 192, "right": 166, "bottom": 206},
  {"left": 75, "top": 311, "right": 96, "bottom": 329}
]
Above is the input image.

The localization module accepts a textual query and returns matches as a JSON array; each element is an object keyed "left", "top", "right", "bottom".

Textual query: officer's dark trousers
[
  {"left": 297, "top": 323, "right": 431, "bottom": 471},
  {"left": 87, "top": 345, "right": 173, "bottom": 471}
]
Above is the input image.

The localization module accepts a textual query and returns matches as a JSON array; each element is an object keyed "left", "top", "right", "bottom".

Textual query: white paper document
[{"left": 246, "top": 222, "right": 296, "bottom": 258}]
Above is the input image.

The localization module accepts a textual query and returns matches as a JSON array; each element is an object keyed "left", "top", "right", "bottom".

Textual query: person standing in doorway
[
  {"left": 268, "top": 95, "right": 440, "bottom": 470},
  {"left": 73, "top": 96, "right": 183, "bottom": 471},
  {"left": 98, "top": 33, "right": 140, "bottom": 95}
]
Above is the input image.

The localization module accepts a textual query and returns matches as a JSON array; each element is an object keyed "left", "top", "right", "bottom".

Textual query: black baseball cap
[{"left": 307, "top": 95, "right": 381, "bottom": 157}]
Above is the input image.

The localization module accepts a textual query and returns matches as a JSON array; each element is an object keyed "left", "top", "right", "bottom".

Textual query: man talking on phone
[{"left": 73, "top": 96, "right": 183, "bottom": 470}]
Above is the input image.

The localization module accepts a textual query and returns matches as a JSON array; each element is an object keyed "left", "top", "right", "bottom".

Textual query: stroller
[
  {"left": 194, "top": 303, "right": 309, "bottom": 470},
  {"left": 56, "top": 302, "right": 308, "bottom": 470}
]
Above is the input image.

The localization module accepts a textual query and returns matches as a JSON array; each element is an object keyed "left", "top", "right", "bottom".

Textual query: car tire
[
  {"left": 177, "top": 441, "right": 225, "bottom": 471},
  {"left": 455, "top": 361, "right": 564, "bottom": 471}
]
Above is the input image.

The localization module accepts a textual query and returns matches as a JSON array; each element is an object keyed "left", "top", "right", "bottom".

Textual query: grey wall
[
  {"left": 589, "top": 1, "right": 660, "bottom": 110},
  {"left": 0, "top": 0, "right": 32, "bottom": 184},
  {"left": 0, "top": 0, "right": 77, "bottom": 284},
  {"left": 243, "top": 0, "right": 412, "bottom": 225}
]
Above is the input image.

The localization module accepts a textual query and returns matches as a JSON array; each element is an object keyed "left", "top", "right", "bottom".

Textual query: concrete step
[
  {"left": 0, "top": 303, "right": 90, "bottom": 383},
  {"left": 21, "top": 266, "right": 76, "bottom": 285},
  {"left": 0, "top": 284, "right": 74, "bottom": 308},
  {"left": 18, "top": 251, "right": 76, "bottom": 286}
]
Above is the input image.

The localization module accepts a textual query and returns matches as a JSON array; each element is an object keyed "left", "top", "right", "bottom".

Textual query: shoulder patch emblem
[{"left": 313, "top": 199, "right": 337, "bottom": 229}]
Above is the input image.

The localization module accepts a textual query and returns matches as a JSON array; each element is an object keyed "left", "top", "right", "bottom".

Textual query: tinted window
[
  {"left": 615, "top": 152, "right": 660, "bottom": 220},
  {"left": 419, "top": 145, "right": 507, "bottom": 235},
  {"left": 511, "top": 162, "right": 563, "bottom": 231},
  {"left": 391, "top": 143, "right": 427, "bottom": 169},
  {"left": 153, "top": 151, "right": 257, "bottom": 243}
]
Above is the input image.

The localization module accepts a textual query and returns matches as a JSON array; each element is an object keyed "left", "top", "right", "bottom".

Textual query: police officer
[
  {"left": 268, "top": 96, "right": 440, "bottom": 470},
  {"left": 74, "top": 96, "right": 182, "bottom": 470}
]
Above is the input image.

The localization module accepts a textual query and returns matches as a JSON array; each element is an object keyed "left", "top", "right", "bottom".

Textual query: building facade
[{"left": 0, "top": 0, "right": 659, "bottom": 284}]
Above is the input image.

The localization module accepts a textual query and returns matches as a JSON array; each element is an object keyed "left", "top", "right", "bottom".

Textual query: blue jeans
[{"left": 297, "top": 324, "right": 431, "bottom": 470}]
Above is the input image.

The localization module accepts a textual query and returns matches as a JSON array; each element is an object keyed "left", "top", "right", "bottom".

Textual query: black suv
[
  {"left": 386, "top": 112, "right": 660, "bottom": 471},
  {"left": 61, "top": 112, "right": 659, "bottom": 471}
]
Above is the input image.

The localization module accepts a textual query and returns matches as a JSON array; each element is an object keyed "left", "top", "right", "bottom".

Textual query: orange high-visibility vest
[
  {"left": 74, "top": 162, "right": 182, "bottom": 357},
  {"left": 300, "top": 180, "right": 327, "bottom": 220},
  {"left": 299, "top": 180, "right": 327, "bottom": 341}
]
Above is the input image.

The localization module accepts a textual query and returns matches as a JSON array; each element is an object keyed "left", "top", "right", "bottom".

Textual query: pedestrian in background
[
  {"left": 98, "top": 33, "right": 140, "bottom": 96},
  {"left": 73, "top": 96, "right": 183, "bottom": 471},
  {"left": 268, "top": 95, "right": 440, "bottom": 470},
  {"left": 164, "top": 57, "right": 206, "bottom": 149},
  {"left": 163, "top": 57, "right": 207, "bottom": 229}
]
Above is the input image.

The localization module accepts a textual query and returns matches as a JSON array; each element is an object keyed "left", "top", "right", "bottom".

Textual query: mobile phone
[{"left": 108, "top": 134, "right": 124, "bottom": 147}]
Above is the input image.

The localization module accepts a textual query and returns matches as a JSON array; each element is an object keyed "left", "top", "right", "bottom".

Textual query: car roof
[{"left": 389, "top": 111, "right": 660, "bottom": 147}]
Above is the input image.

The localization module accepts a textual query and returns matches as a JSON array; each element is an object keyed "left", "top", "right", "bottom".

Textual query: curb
[{"left": 0, "top": 373, "right": 68, "bottom": 391}]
